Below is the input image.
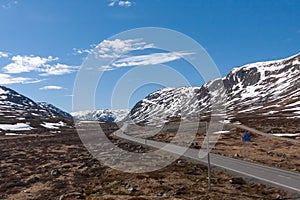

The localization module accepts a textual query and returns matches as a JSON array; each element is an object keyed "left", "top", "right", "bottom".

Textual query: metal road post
[{"left": 206, "top": 122, "right": 211, "bottom": 191}]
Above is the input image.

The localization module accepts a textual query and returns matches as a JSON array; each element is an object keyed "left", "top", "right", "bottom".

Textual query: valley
[{"left": 0, "top": 124, "right": 293, "bottom": 200}]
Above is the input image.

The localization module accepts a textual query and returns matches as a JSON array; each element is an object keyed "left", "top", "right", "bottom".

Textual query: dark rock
[
  {"left": 51, "top": 169, "right": 61, "bottom": 177},
  {"left": 229, "top": 177, "right": 245, "bottom": 185}
]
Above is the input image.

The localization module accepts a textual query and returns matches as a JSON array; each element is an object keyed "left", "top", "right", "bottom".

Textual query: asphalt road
[{"left": 114, "top": 126, "right": 300, "bottom": 195}]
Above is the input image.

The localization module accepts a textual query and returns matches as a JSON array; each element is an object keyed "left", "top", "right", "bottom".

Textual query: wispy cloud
[
  {"left": 0, "top": 73, "right": 41, "bottom": 85},
  {"left": 0, "top": 51, "right": 9, "bottom": 58},
  {"left": 2, "top": 55, "right": 78, "bottom": 76},
  {"left": 100, "top": 51, "right": 194, "bottom": 71},
  {"left": 113, "top": 52, "right": 193, "bottom": 67},
  {"left": 95, "top": 39, "right": 154, "bottom": 58},
  {"left": 73, "top": 44, "right": 97, "bottom": 55},
  {"left": 1, "top": 0, "right": 18, "bottom": 9},
  {"left": 108, "top": 0, "right": 133, "bottom": 7},
  {"left": 39, "top": 85, "right": 64, "bottom": 90},
  {"left": 74, "top": 39, "right": 155, "bottom": 60}
]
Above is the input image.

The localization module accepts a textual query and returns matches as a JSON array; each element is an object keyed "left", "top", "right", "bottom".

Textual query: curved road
[{"left": 114, "top": 126, "right": 300, "bottom": 195}]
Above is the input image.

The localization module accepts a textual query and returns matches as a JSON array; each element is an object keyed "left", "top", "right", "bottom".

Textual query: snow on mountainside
[
  {"left": 71, "top": 109, "right": 129, "bottom": 122},
  {"left": 38, "top": 102, "right": 73, "bottom": 119},
  {"left": 128, "top": 53, "right": 300, "bottom": 126},
  {"left": 0, "top": 86, "right": 73, "bottom": 134}
]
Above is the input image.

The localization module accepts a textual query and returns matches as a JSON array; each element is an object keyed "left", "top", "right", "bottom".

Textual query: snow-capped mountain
[
  {"left": 71, "top": 109, "right": 129, "bottom": 122},
  {"left": 38, "top": 102, "right": 73, "bottom": 119},
  {"left": 0, "top": 86, "right": 73, "bottom": 134},
  {"left": 128, "top": 53, "right": 300, "bottom": 125}
]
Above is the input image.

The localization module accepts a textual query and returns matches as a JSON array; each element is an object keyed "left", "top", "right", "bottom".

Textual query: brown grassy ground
[{"left": 0, "top": 126, "right": 293, "bottom": 200}]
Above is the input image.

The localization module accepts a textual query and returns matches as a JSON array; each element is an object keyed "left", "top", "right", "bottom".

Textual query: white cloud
[
  {"left": 0, "top": 51, "right": 9, "bottom": 58},
  {"left": 95, "top": 39, "right": 154, "bottom": 58},
  {"left": 2, "top": 55, "right": 77, "bottom": 76},
  {"left": 39, "top": 63, "right": 78, "bottom": 76},
  {"left": 74, "top": 39, "right": 154, "bottom": 59},
  {"left": 102, "top": 51, "right": 194, "bottom": 70},
  {"left": 39, "top": 85, "right": 64, "bottom": 90},
  {"left": 0, "top": 73, "right": 40, "bottom": 85},
  {"left": 3, "top": 55, "right": 57, "bottom": 74},
  {"left": 108, "top": 0, "right": 133, "bottom": 7}
]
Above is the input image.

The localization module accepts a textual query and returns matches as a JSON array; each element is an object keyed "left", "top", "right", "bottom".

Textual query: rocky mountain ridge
[{"left": 128, "top": 53, "right": 300, "bottom": 129}]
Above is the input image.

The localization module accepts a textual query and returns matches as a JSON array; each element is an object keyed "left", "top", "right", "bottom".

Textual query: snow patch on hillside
[
  {"left": 0, "top": 123, "right": 33, "bottom": 131},
  {"left": 41, "top": 121, "right": 66, "bottom": 129}
]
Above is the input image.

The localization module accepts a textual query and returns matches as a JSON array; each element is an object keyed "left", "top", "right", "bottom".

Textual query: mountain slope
[
  {"left": 38, "top": 102, "right": 73, "bottom": 119},
  {"left": 0, "top": 86, "right": 73, "bottom": 134},
  {"left": 128, "top": 53, "right": 300, "bottom": 129}
]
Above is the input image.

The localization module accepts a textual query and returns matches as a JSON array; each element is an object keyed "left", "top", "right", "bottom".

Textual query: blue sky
[{"left": 0, "top": 0, "right": 299, "bottom": 112}]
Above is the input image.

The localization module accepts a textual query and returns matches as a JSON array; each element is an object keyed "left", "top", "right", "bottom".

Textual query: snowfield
[{"left": 0, "top": 123, "right": 33, "bottom": 131}]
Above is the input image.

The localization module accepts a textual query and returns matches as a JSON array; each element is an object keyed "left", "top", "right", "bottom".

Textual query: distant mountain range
[
  {"left": 71, "top": 109, "right": 129, "bottom": 122},
  {"left": 128, "top": 53, "right": 300, "bottom": 128},
  {"left": 1, "top": 53, "right": 299, "bottom": 134}
]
